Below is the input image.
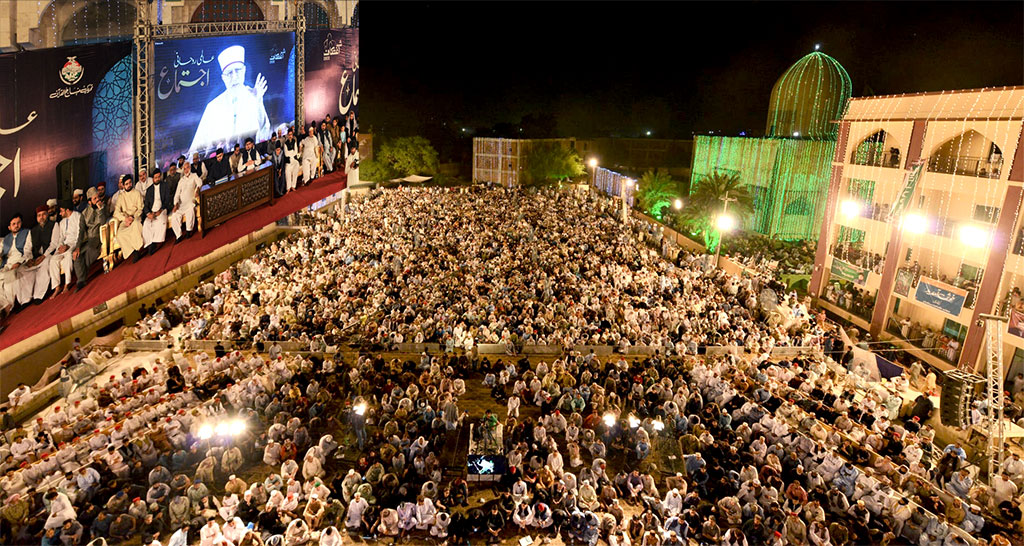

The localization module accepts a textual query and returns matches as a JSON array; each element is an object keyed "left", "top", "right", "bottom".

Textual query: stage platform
[{"left": 0, "top": 172, "right": 350, "bottom": 395}]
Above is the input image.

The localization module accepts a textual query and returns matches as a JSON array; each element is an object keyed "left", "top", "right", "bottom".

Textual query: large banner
[
  {"left": 153, "top": 33, "right": 296, "bottom": 169},
  {"left": 830, "top": 258, "right": 868, "bottom": 286},
  {"left": 914, "top": 276, "right": 968, "bottom": 317},
  {"left": 888, "top": 159, "right": 926, "bottom": 222},
  {"left": 0, "top": 42, "right": 133, "bottom": 224},
  {"left": 304, "top": 28, "right": 359, "bottom": 125}
]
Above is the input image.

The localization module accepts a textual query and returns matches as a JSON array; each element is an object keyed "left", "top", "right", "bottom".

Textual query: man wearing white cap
[
  {"left": 170, "top": 161, "right": 202, "bottom": 240},
  {"left": 187, "top": 45, "right": 271, "bottom": 158},
  {"left": 72, "top": 188, "right": 87, "bottom": 212}
]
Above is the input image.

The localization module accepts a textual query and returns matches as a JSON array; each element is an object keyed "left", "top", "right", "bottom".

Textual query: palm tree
[
  {"left": 673, "top": 170, "right": 754, "bottom": 252},
  {"left": 634, "top": 169, "right": 678, "bottom": 219}
]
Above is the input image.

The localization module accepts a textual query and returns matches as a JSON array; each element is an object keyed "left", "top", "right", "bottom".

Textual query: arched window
[
  {"left": 928, "top": 130, "right": 1003, "bottom": 179},
  {"left": 60, "top": 0, "right": 136, "bottom": 45},
  {"left": 191, "top": 0, "right": 264, "bottom": 23},
  {"left": 850, "top": 129, "right": 901, "bottom": 168},
  {"left": 304, "top": 1, "right": 331, "bottom": 30}
]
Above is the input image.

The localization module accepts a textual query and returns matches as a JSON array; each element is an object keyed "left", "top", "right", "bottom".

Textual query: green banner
[
  {"left": 830, "top": 258, "right": 868, "bottom": 286},
  {"left": 889, "top": 160, "right": 926, "bottom": 221}
]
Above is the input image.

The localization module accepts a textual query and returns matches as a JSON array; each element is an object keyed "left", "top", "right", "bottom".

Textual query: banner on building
[
  {"left": 0, "top": 42, "right": 133, "bottom": 224},
  {"left": 894, "top": 268, "right": 914, "bottom": 297},
  {"left": 1008, "top": 309, "right": 1024, "bottom": 339},
  {"left": 304, "top": 28, "right": 359, "bottom": 125},
  {"left": 888, "top": 159, "right": 926, "bottom": 222},
  {"left": 830, "top": 258, "right": 868, "bottom": 286},
  {"left": 914, "top": 276, "right": 968, "bottom": 317}
]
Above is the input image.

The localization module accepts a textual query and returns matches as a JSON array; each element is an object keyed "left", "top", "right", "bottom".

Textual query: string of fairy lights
[
  {"left": 692, "top": 51, "right": 852, "bottom": 242},
  {"left": 834, "top": 87, "right": 1024, "bottom": 366}
]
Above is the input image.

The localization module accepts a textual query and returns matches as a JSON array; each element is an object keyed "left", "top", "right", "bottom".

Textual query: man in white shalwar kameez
[
  {"left": 345, "top": 491, "right": 368, "bottom": 530},
  {"left": 113, "top": 176, "right": 145, "bottom": 259}
]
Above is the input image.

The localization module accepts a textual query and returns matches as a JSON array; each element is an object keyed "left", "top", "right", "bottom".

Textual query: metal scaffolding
[
  {"left": 132, "top": 5, "right": 305, "bottom": 170},
  {"left": 133, "top": 0, "right": 153, "bottom": 170},
  {"left": 980, "top": 313, "right": 1008, "bottom": 479}
]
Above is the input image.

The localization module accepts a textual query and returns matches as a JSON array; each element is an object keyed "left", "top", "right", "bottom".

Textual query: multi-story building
[{"left": 809, "top": 86, "right": 1024, "bottom": 377}]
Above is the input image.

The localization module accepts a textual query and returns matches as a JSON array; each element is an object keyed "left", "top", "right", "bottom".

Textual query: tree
[
  {"left": 524, "top": 145, "right": 585, "bottom": 185},
  {"left": 634, "top": 169, "right": 678, "bottom": 219},
  {"left": 673, "top": 170, "right": 754, "bottom": 252},
  {"left": 376, "top": 136, "right": 440, "bottom": 177},
  {"left": 358, "top": 158, "right": 398, "bottom": 183}
]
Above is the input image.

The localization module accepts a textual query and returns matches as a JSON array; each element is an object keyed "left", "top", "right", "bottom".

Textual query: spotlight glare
[
  {"left": 354, "top": 403, "right": 367, "bottom": 416},
  {"left": 840, "top": 200, "right": 861, "bottom": 219},
  {"left": 959, "top": 224, "right": 990, "bottom": 249},
  {"left": 627, "top": 414, "right": 640, "bottom": 428},
  {"left": 602, "top": 413, "right": 615, "bottom": 427},
  {"left": 716, "top": 214, "right": 736, "bottom": 232},
  {"left": 902, "top": 213, "right": 928, "bottom": 235},
  {"left": 673, "top": 199, "right": 683, "bottom": 210},
  {"left": 198, "top": 424, "right": 213, "bottom": 440}
]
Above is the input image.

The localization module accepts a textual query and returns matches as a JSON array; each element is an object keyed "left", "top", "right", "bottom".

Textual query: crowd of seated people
[{"left": 0, "top": 185, "right": 1021, "bottom": 546}]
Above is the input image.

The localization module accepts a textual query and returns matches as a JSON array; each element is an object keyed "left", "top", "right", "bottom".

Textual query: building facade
[{"left": 809, "top": 86, "right": 1024, "bottom": 377}]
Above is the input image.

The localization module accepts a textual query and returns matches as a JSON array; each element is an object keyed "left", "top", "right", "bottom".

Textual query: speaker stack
[{"left": 940, "top": 369, "right": 986, "bottom": 427}]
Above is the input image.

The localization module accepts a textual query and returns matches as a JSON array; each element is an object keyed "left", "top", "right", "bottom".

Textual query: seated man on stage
[
  {"left": 299, "top": 125, "right": 321, "bottom": 185},
  {"left": 206, "top": 148, "right": 233, "bottom": 182},
  {"left": 236, "top": 138, "right": 265, "bottom": 174},
  {"left": 1, "top": 214, "right": 36, "bottom": 315},
  {"left": 73, "top": 187, "right": 109, "bottom": 290},
  {"left": 142, "top": 169, "right": 172, "bottom": 256},
  {"left": 28, "top": 205, "right": 61, "bottom": 302},
  {"left": 50, "top": 201, "right": 82, "bottom": 296},
  {"left": 170, "top": 161, "right": 202, "bottom": 241},
  {"left": 113, "top": 175, "right": 145, "bottom": 262}
]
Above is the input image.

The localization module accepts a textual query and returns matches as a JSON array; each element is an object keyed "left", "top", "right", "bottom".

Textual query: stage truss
[{"left": 133, "top": 0, "right": 307, "bottom": 169}]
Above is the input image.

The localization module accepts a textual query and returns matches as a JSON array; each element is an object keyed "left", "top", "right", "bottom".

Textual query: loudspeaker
[{"left": 940, "top": 370, "right": 985, "bottom": 427}]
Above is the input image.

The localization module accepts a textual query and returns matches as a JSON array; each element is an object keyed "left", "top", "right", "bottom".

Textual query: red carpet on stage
[{"left": 0, "top": 173, "right": 349, "bottom": 350}]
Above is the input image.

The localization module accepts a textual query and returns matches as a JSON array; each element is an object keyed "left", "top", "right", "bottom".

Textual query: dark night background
[{"left": 360, "top": 1, "right": 1024, "bottom": 160}]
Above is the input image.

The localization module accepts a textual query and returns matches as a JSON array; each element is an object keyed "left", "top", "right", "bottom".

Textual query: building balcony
[
  {"left": 851, "top": 147, "right": 902, "bottom": 169},
  {"left": 928, "top": 155, "right": 1003, "bottom": 179},
  {"left": 886, "top": 316, "right": 962, "bottom": 366}
]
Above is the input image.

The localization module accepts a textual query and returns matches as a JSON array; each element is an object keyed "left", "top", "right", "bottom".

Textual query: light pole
[
  {"left": 622, "top": 178, "right": 634, "bottom": 223},
  {"left": 588, "top": 158, "right": 598, "bottom": 189},
  {"left": 714, "top": 190, "right": 737, "bottom": 269}
]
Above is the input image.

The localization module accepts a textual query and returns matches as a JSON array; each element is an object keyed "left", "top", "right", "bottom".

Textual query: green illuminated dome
[{"left": 765, "top": 51, "right": 852, "bottom": 140}]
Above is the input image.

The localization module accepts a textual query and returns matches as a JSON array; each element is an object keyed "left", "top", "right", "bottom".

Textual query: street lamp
[
  {"left": 587, "top": 158, "right": 598, "bottom": 189},
  {"left": 673, "top": 198, "right": 683, "bottom": 210},
  {"left": 714, "top": 190, "right": 738, "bottom": 269},
  {"left": 622, "top": 178, "right": 634, "bottom": 223}
]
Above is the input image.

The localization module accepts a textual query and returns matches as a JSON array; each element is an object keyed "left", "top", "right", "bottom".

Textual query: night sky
[{"left": 361, "top": 1, "right": 1024, "bottom": 143}]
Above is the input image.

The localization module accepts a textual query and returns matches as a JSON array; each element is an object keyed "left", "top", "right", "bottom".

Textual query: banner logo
[{"left": 60, "top": 56, "right": 84, "bottom": 85}]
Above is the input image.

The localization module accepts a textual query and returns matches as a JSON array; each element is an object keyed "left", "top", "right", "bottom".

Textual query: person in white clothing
[
  {"left": 48, "top": 202, "right": 81, "bottom": 295},
  {"left": 1, "top": 214, "right": 36, "bottom": 310},
  {"left": 170, "top": 161, "right": 203, "bottom": 240},
  {"left": 283, "top": 128, "right": 301, "bottom": 192},
  {"left": 142, "top": 170, "right": 171, "bottom": 253},
  {"left": 299, "top": 125, "right": 321, "bottom": 184},
  {"left": 26, "top": 205, "right": 60, "bottom": 301}
]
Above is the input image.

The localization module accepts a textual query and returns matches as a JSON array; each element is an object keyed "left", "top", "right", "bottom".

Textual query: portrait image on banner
[
  {"left": 893, "top": 268, "right": 914, "bottom": 297},
  {"left": 304, "top": 28, "right": 359, "bottom": 123},
  {"left": 1009, "top": 309, "right": 1024, "bottom": 339},
  {"left": 153, "top": 33, "right": 296, "bottom": 168},
  {"left": 0, "top": 42, "right": 133, "bottom": 224}
]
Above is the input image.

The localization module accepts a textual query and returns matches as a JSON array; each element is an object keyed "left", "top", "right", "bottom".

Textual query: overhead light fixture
[
  {"left": 902, "top": 213, "right": 928, "bottom": 234},
  {"left": 840, "top": 200, "right": 861, "bottom": 219}
]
